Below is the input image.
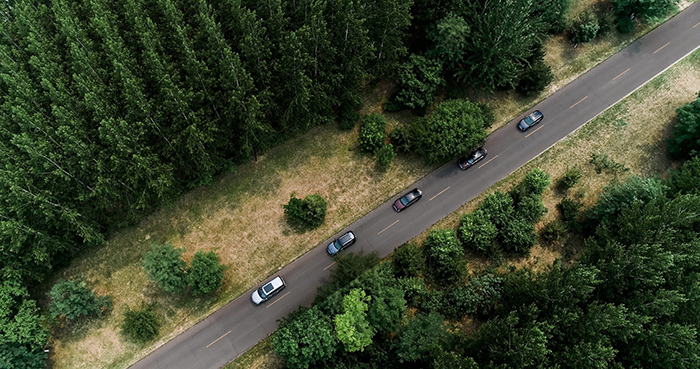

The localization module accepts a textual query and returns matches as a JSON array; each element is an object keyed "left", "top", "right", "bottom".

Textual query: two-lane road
[{"left": 131, "top": 4, "right": 700, "bottom": 369}]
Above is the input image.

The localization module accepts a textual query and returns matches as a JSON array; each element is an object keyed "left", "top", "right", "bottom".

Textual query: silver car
[{"left": 251, "top": 276, "right": 286, "bottom": 305}]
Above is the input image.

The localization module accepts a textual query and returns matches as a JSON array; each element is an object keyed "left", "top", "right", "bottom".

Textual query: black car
[
  {"left": 458, "top": 147, "right": 488, "bottom": 170},
  {"left": 327, "top": 231, "right": 357, "bottom": 256},
  {"left": 393, "top": 188, "right": 423, "bottom": 212},
  {"left": 517, "top": 110, "right": 544, "bottom": 132}
]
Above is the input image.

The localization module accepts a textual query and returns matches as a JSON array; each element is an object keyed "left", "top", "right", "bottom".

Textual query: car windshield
[
  {"left": 333, "top": 239, "right": 342, "bottom": 249},
  {"left": 400, "top": 196, "right": 410, "bottom": 206},
  {"left": 258, "top": 286, "right": 267, "bottom": 299},
  {"left": 524, "top": 116, "right": 534, "bottom": 125}
]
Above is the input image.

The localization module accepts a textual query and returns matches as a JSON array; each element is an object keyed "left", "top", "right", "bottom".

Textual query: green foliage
[
  {"left": 395, "top": 55, "right": 445, "bottom": 109},
  {"left": 423, "top": 228, "right": 464, "bottom": 285},
  {"left": 478, "top": 191, "right": 515, "bottom": 229},
  {"left": 316, "top": 251, "right": 380, "bottom": 303},
  {"left": 558, "top": 197, "right": 583, "bottom": 223},
  {"left": 667, "top": 156, "right": 700, "bottom": 196},
  {"left": 121, "top": 305, "right": 161, "bottom": 343},
  {"left": 499, "top": 217, "right": 538, "bottom": 254},
  {"left": 459, "top": 209, "right": 497, "bottom": 253},
  {"left": 392, "top": 242, "right": 425, "bottom": 278},
  {"left": 668, "top": 91, "right": 700, "bottom": 159},
  {"left": 558, "top": 167, "right": 582, "bottom": 191},
  {"left": 274, "top": 307, "right": 337, "bottom": 369},
  {"left": 540, "top": 220, "right": 569, "bottom": 245},
  {"left": 513, "top": 168, "right": 551, "bottom": 200},
  {"left": 186, "top": 251, "right": 226, "bottom": 296},
  {"left": 616, "top": 15, "right": 636, "bottom": 33},
  {"left": 142, "top": 243, "right": 188, "bottom": 294},
  {"left": 413, "top": 99, "right": 491, "bottom": 164},
  {"left": 428, "top": 13, "right": 469, "bottom": 69},
  {"left": 586, "top": 176, "right": 666, "bottom": 226},
  {"left": 455, "top": 0, "right": 546, "bottom": 91},
  {"left": 375, "top": 144, "right": 396, "bottom": 173},
  {"left": 516, "top": 60, "right": 554, "bottom": 97},
  {"left": 514, "top": 194, "right": 548, "bottom": 223},
  {"left": 366, "top": 286, "right": 406, "bottom": 336},
  {"left": 358, "top": 113, "right": 388, "bottom": 153},
  {"left": 395, "top": 312, "right": 451, "bottom": 363},
  {"left": 334, "top": 289, "right": 374, "bottom": 352},
  {"left": 0, "top": 279, "right": 48, "bottom": 349},
  {"left": 338, "top": 101, "right": 361, "bottom": 130},
  {"left": 570, "top": 9, "right": 600, "bottom": 44},
  {"left": 612, "top": 0, "right": 678, "bottom": 21},
  {"left": 399, "top": 277, "right": 429, "bottom": 307},
  {"left": 0, "top": 343, "right": 47, "bottom": 369},
  {"left": 590, "top": 153, "right": 630, "bottom": 175},
  {"left": 535, "top": 0, "right": 571, "bottom": 33},
  {"left": 284, "top": 193, "right": 328, "bottom": 229},
  {"left": 48, "top": 278, "right": 111, "bottom": 320},
  {"left": 388, "top": 125, "right": 413, "bottom": 154}
]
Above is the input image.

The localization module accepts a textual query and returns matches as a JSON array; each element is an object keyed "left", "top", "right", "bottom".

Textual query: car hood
[
  {"left": 327, "top": 242, "right": 339, "bottom": 255},
  {"left": 518, "top": 120, "right": 529, "bottom": 130},
  {"left": 251, "top": 290, "right": 264, "bottom": 305}
]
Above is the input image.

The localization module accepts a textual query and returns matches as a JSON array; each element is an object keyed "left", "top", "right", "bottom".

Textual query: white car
[{"left": 251, "top": 276, "right": 286, "bottom": 305}]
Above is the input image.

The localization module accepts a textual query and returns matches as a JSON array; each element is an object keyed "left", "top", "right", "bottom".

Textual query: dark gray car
[
  {"left": 518, "top": 110, "right": 544, "bottom": 132},
  {"left": 327, "top": 231, "right": 357, "bottom": 256}
]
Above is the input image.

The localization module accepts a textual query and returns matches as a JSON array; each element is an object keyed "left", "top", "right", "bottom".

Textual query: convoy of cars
[{"left": 254, "top": 110, "right": 544, "bottom": 305}]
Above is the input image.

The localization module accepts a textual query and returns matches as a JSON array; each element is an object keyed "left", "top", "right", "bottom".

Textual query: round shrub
[
  {"left": 499, "top": 217, "right": 537, "bottom": 254},
  {"left": 358, "top": 113, "right": 388, "bottom": 153},
  {"left": 303, "top": 193, "right": 328, "bottom": 227},
  {"left": 570, "top": 9, "right": 600, "bottom": 44},
  {"left": 459, "top": 209, "right": 497, "bottom": 253},
  {"left": 558, "top": 197, "right": 583, "bottom": 222},
  {"left": 540, "top": 220, "right": 569, "bottom": 245},
  {"left": 516, "top": 60, "right": 553, "bottom": 97},
  {"left": 122, "top": 305, "right": 161, "bottom": 343},
  {"left": 478, "top": 191, "right": 515, "bottom": 229},
  {"left": 376, "top": 144, "right": 396, "bottom": 173},
  {"left": 392, "top": 242, "right": 425, "bottom": 278},
  {"left": 514, "top": 194, "right": 548, "bottom": 224},
  {"left": 49, "top": 278, "right": 111, "bottom": 320},
  {"left": 187, "top": 251, "right": 226, "bottom": 296},
  {"left": 423, "top": 228, "right": 465, "bottom": 285},
  {"left": 558, "top": 167, "right": 582, "bottom": 191}
]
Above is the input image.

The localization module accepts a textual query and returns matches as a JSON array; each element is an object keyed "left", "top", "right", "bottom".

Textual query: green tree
[
  {"left": 367, "top": 286, "right": 406, "bottom": 336},
  {"left": 358, "top": 113, "right": 388, "bottom": 153},
  {"left": 535, "top": 0, "right": 570, "bottom": 33},
  {"left": 376, "top": 144, "right": 396, "bottom": 173},
  {"left": 395, "top": 312, "right": 451, "bottom": 363},
  {"left": 516, "top": 60, "right": 553, "bottom": 97},
  {"left": 570, "top": 9, "right": 600, "bottom": 44},
  {"left": 334, "top": 289, "right": 374, "bottom": 352},
  {"left": 667, "top": 156, "right": 700, "bottom": 196},
  {"left": 558, "top": 166, "right": 582, "bottom": 191},
  {"left": 49, "top": 277, "right": 111, "bottom": 320},
  {"left": 423, "top": 228, "right": 464, "bottom": 285},
  {"left": 459, "top": 209, "right": 497, "bottom": 253},
  {"left": 586, "top": 176, "right": 666, "bottom": 227},
  {"left": 315, "top": 251, "right": 380, "bottom": 303},
  {"left": 395, "top": 55, "right": 445, "bottom": 110},
  {"left": 668, "top": 91, "right": 700, "bottom": 159},
  {"left": 414, "top": 99, "right": 491, "bottom": 164},
  {"left": 456, "top": 0, "right": 545, "bottom": 90},
  {"left": 499, "top": 217, "right": 538, "bottom": 254},
  {"left": 612, "top": 0, "right": 679, "bottom": 21},
  {"left": 392, "top": 242, "right": 425, "bottom": 278},
  {"left": 428, "top": 13, "right": 469, "bottom": 70},
  {"left": 143, "top": 243, "right": 188, "bottom": 294},
  {"left": 303, "top": 194, "right": 328, "bottom": 227},
  {"left": 478, "top": 191, "right": 515, "bottom": 229},
  {"left": 186, "top": 251, "right": 226, "bottom": 296},
  {"left": 274, "top": 307, "right": 337, "bottom": 369},
  {"left": 121, "top": 305, "right": 161, "bottom": 343},
  {"left": 364, "top": 0, "right": 413, "bottom": 77},
  {"left": 514, "top": 194, "right": 548, "bottom": 223}
]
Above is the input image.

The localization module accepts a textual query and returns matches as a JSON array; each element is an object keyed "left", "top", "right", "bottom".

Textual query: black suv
[
  {"left": 458, "top": 147, "right": 488, "bottom": 170},
  {"left": 517, "top": 110, "right": 544, "bottom": 132}
]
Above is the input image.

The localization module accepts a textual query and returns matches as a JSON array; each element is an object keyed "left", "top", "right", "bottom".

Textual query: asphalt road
[{"left": 130, "top": 5, "right": 700, "bottom": 369}]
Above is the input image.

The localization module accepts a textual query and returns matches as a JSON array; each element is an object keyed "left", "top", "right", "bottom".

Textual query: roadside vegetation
[{"left": 0, "top": 0, "right": 695, "bottom": 368}]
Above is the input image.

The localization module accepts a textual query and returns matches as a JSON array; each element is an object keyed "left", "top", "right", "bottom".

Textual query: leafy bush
[
  {"left": 478, "top": 191, "right": 515, "bottom": 229},
  {"left": 376, "top": 144, "right": 396, "bottom": 173},
  {"left": 667, "top": 156, "right": 700, "bottom": 196},
  {"left": 586, "top": 176, "right": 666, "bottom": 226},
  {"left": 413, "top": 99, "right": 491, "bottom": 164},
  {"left": 284, "top": 192, "right": 328, "bottom": 228},
  {"left": 516, "top": 60, "right": 553, "bottom": 97},
  {"left": 358, "top": 113, "right": 388, "bottom": 153},
  {"left": 186, "top": 251, "right": 226, "bottom": 296},
  {"left": 315, "top": 251, "right": 380, "bottom": 303},
  {"left": 668, "top": 92, "right": 700, "bottom": 159},
  {"left": 467, "top": 273, "right": 503, "bottom": 318},
  {"left": 515, "top": 168, "right": 551, "bottom": 199},
  {"left": 392, "top": 242, "right": 425, "bottom": 278},
  {"left": 142, "top": 243, "right": 188, "bottom": 294},
  {"left": 388, "top": 125, "right": 413, "bottom": 154},
  {"left": 558, "top": 197, "right": 583, "bottom": 222},
  {"left": 570, "top": 9, "right": 600, "bottom": 44},
  {"left": 558, "top": 167, "right": 582, "bottom": 191},
  {"left": 440, "top": 285, "right": 477, "bottom": 320},
  {"left": 536, "top": 0, "right": 571, "bottom": 33},
  {"left": 499, "top": 217, "right": 537, "bottom": 254},
  {"left": 49, "top": 278, "right": 111, "bottom": 320},
  {"left": 459, "top": 209, "right": 497, "bottom": 253},
  {"left": 399, "top": 277, "right": 428, "bottom": 307},
  {"left": 514, "top": 194, "right": 548, "bottom": 224},
  {"left": 121, "top": 305, "right": 161, "bottom": 343},
  {"left": 590, "top": 153, "right": 629, "bottom": 175},
  {"left": 383, "top": 95, "right": 405, "bottom": 112},
  {"left": 540, "top": 220, "right": 569, "bottom": 245},
  {"left": 395, "top": 54, "right": 445, "bottom": 109},
  {"left": 274, "top": 307, "right": 337, "bottom": 369},
  {"left": 423, "top": 228, "right": 464, "bottom": 285},
  {"left": 338, "top": 101, "right": 361, "bottom": 130},
  {"left": 616, "top": 15, "right": 635, "bottom": 33},
  {"left": 334, "top": 289, "right": 374, "bottom": 352}
]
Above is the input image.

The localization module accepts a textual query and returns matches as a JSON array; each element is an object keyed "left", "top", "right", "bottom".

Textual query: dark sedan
[
  {"left": 458, "top": 147, "right": 488, "bottom": 170},
  {"left": 393, "top": 188, "right": 423, "bottom": 212},
  {"left": 517, "top": 110, "right": 544, "bottom": 132}
]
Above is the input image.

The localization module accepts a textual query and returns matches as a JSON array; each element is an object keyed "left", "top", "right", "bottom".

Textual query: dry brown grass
[{"left": 49, "top": 2, "right": 698, "bottom": 368}]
